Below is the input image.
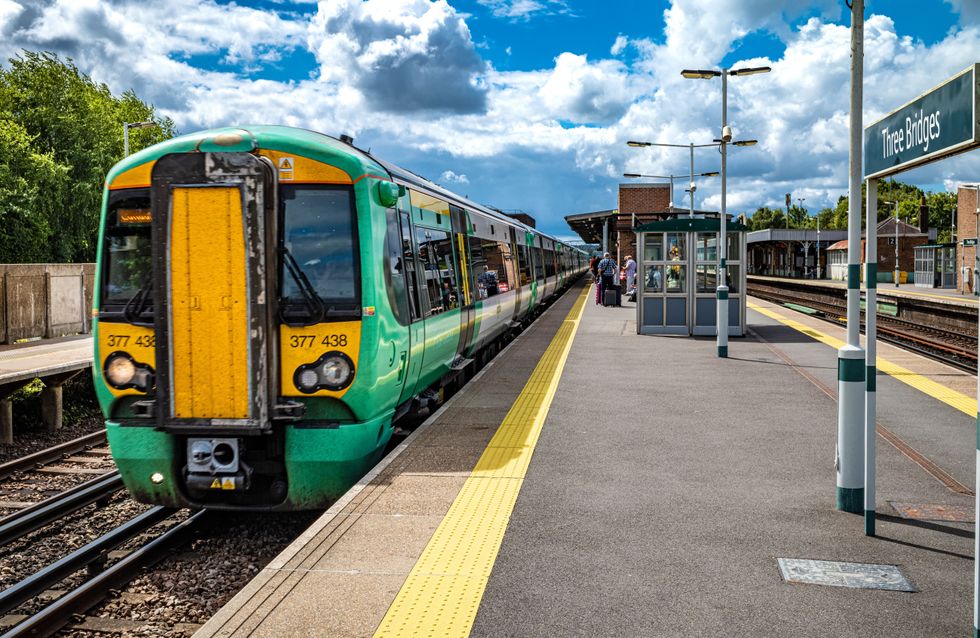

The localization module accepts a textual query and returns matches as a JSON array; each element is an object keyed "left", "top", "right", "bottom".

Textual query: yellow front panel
[
  {"left": 170, "top": 186, "right": 250, "bottom": 419},
  {"left": 108, "top": 162, "right": 154, "bottom": 190},
  {"left": 280, "top": 322, "right": 361, "bottom": 397},
  {"left": 98, "top": 323, "right": 156, "bottom": 397}
]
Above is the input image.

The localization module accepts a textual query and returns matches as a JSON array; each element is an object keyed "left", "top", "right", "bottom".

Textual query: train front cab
[{"left": 96, "top": 136, "right": 399, "bottom": 510}]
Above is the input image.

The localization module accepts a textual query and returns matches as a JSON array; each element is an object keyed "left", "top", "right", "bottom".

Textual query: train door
[
  {"left": 395, "top": 205, "right": 426, "bottom": 404},
  {"left": 149, "top": 152, "right": 275, "bottom": 428},
  {"left": 450, "top": 205, "right": 477, "bottom": 364}
]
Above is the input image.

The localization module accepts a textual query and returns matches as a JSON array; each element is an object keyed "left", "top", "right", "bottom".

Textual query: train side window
[
  {"left": 516, "top": 242, "right": 532, "bottom": 286},
  {"left": 416, "top": 227, "right": 459, "bottom": 314},
  {"left": 533, "top": 244, "right": 545, "bottom": 281},
  {"left": 400, "top": 211, "right": 424, "bottom": 320},
  {"left": 384, "top": 208, "right": 409, "bottom": 324},
  {"left": 544, "top": 248, "right": 556, "bottom": 278}
]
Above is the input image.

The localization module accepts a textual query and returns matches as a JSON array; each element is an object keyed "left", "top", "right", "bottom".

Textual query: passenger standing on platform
[
  {"left": 597, "top": 252, "right": 619, "bottom": 306},
  {"left": 590, "top": 255, "right": 601, "bottom": 305},
  {"left": 624, "top": 255, "right": 637, "bottom": 294}
]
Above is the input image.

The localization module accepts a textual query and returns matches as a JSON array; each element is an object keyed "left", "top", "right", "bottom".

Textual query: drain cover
[
  {"left": 889, "top": 502, "right": 974, "bottom": 523},
  {"left": 777, "top": 558, "right": 915, "bottom": 592}
]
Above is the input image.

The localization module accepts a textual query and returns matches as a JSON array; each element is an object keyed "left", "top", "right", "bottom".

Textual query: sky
[{"left": 1, "top": 0, "right": 978, "bottom": 239}]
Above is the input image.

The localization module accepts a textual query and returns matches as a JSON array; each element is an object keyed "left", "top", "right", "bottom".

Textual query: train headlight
[
  {"left": 319, "top": 355, "right": 353, "bottom": 389},
  {"left": 293, "top": 351, "right": 355, "bottom": 393},
  {"left": 103, "top": 351, "right": 155, "bottom": 391},
  {"left": 295, "top": 368, "right": 320, "bottom": 393},
  {"left": 105, "top": 354, "right": 136, "bottom": 386}
]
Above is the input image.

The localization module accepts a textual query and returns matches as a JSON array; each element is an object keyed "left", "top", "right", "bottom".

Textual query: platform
[{"left": 196, "top": 282, "right": 975, "bottom": 637}]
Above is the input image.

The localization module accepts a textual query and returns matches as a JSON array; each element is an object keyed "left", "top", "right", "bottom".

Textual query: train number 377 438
[
  {"left": 289, "top": 334, "right": 348, "bottom": 348},
  {"left": 107, "top": 334, "right": 155, "bottom": 348}
]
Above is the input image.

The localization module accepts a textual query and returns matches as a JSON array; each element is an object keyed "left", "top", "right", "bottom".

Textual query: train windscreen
[
  {"left": 279, "top": 184, "right": 360, "bottom": 323},
  {"left": 101, "top": 188, "right": 153, "bottom": 320}
]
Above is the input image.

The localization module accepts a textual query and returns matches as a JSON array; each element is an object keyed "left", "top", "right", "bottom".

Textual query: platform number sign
[{"left": 963, "top": 238, "right": 978, "bottom": 247}]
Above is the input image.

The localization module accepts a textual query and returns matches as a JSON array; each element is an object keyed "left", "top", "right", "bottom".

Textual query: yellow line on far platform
[
  {"left": 374, "top": 284, "right": 590, "bottom": 638},
  {"left": 748, "top": 302, "right": 976, "bottom": 417}
]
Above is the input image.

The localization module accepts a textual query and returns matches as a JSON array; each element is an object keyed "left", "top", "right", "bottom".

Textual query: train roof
[{"left": 106, "top": 125, "right": 583, "bottom": 253}]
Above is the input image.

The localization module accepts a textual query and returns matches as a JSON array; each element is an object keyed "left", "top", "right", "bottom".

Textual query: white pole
[
  {"left": 689, "top": 143, "right": 695, "bottom": 219},
  {"left": 895, "top": 201, "right": 900, "bottom": 287},
  {"left": 837, "top": 0, "right": 865, "bottom": 514},
  {"left": 716, "top": 69, "right": 729, "bottom": 358},
  {"left": 865, "top": 179, "right": 878, "bottom": 536},
  {"left": 817, "top": 212, "right": 822, "bottom": 279},
  {"left": 123, "top": 122, "right": 130, "bottom": 157}
]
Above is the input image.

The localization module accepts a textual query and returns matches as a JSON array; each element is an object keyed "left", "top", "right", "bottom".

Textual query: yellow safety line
[
  {"left": 748, "top": 302, "right": 977, "bottom": 417},
  {"left": 374, "top": 285, "right": 590, "bottom": 638}
]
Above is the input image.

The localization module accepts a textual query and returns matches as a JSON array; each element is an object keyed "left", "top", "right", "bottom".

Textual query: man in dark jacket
[{"left": 597, "top": 252, "right": 619, "bottom": 306}]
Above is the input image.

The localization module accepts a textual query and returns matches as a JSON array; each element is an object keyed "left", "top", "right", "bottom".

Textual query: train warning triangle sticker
[{"left": 278, "top": 157, "right": 293, "bottom": 170}]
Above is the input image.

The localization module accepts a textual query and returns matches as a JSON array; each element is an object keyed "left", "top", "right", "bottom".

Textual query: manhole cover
[
  {"left": 777, "top": 558, "right": 915, "bottom": 592},
  {"left": 889, "top": 502, "right": 974, "bottom": 523}
]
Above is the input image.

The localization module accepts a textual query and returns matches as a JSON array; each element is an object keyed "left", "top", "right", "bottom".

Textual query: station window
[
  {"left": 665, "top": 264, "right": 686, "bottom": 293},
  {"left": 727, "top": 265, "right": 740, "bottom": 294},
  {"left": 666, "top": 233, "right": 686, "bottom": 262},
  {"left": 696, "top": 233, "right": 717, "bottom": 262},
  {"left": 727, "top": 233, "right": 740, "bottom": 261},
  {"left": 696, "top": 264, "right": 717, "bottom": 293},
  {"left": 644, "top": 265, "right": 664, "bottom": 292},
  {"left": 416, "top": 227, "right": 458, "bottom": 314},
  {"left": 644, "top": 234, "right": 664, "bottom": 261}
]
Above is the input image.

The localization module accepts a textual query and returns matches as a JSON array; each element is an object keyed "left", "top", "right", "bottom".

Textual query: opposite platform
[{"left": 197, "top": 283, "right": 974, "bottom": 637}]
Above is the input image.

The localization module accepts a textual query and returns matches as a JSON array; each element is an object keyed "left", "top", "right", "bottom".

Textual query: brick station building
[
  {"left": 955, "top": 184, "right": 980, "bottom": 293},
  {"left": 564, "top": 183, "right": 722, "bottom": 263}
]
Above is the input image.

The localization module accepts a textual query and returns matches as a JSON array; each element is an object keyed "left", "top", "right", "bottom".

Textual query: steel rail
[
  {"left": 0, "top": 431, "right": 107, "bottom": 481},
  {"left": 0, "top": 471, "right": 123, "bottom": 546},
  {"left": 0, "top": 508, "right": 207, "bottom": 638},
  {"left": 0, "top": 505, "right": 176, "bottom": 616}
]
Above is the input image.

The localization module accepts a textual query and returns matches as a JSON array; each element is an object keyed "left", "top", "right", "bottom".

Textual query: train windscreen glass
[
  {"left": 280, "top": 185, "right": 359, "bottom": 322},
  {"left": 102, "top": 188, "right": 152, "bottom": 316}
]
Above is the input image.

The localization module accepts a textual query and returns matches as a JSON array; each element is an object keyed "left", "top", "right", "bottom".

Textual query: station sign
[
  {"left": 864, "top": 64, "right": 979, "bottom": 179},
  {"left": 963, "top": 238, "right": 978, "bottom": 247}
]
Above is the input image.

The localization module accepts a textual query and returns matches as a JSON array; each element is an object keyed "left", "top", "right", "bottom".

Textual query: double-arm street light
[
  {"left": 622, "top": 171, "right": 719, "bottom": 216},
  {"left": 681, "top": 64, "right": 771, "bottom": 357},
  {"left": 123, "top": 121, "right": 159, "bottom": 157},
  {"left": 626, "top": 140, "right": 732, "bottom": 220}
]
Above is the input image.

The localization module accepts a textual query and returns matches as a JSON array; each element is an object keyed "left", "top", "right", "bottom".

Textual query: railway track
[
  {"left": 0, "top": 431, "right": 107, "bottom": 482},
  {"left": 0, "top": 509, "right": 206, "bottom": 638},
  {"left": 747, "top": 280, "right": 978, "bottom": 373}
]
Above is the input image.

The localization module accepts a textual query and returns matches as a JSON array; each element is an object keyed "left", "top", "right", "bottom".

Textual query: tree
[
  {"left": 0, "top": 51, "right": 175, "bottom": 263},
  {"left": 749, "top": 207, "right": 785, "bottom": 231}
]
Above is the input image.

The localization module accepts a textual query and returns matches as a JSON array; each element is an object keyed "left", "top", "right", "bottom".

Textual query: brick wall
[
  {"left": 957, "top": 186, "right": 978, "bottom": 293},
  {"left": 615, "top": 184, "right": 671, "bottom": 262}
]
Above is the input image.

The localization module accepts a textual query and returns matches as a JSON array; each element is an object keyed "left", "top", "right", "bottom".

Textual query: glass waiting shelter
[
  {"left": 914, "top": 243, "right": 957, "bottom": 289},
  {"left": 635, "top": 218, "right": 748, "bottom": 336}
]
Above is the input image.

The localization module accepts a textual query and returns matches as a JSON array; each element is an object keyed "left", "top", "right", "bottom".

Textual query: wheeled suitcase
[{"left": 603, "top": 288, "right": 618, "bottom": 307}]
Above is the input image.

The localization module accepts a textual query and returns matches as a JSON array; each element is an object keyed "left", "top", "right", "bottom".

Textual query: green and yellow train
[{"left": 94, "top": 126, "right": 586, "bottom": 510}]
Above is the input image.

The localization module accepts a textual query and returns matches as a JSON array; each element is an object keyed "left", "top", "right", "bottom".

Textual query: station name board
[{"left": 863, "top": 64, "right": 979, "bottom": 179}]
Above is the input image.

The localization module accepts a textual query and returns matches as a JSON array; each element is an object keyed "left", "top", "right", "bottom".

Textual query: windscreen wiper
[
  {"left": 122, "top": 277, "right": 154, "bottom": 326},
  {"left": 281, "top": 246, "right": 325, "bottom": 324}
]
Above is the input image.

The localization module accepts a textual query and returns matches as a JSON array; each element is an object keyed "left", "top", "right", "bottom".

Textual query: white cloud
[
  {"left": 307, "top": 0, "right": 488, "bottom": 114},
  {"left": 476, "top": 0, "right": 570, "bottom": 21},
  {"left": 1, "top": 0, "right": 978, "bottom": 235},
  {"left": 610, "top": 35, "right": 628, "bottom": 56},
  {"left": 440, "top": 170, "right": 470, "bottom": 184}
]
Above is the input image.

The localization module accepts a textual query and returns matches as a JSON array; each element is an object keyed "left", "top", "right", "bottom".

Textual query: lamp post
[
  {"left": 123, "top": 121, "right": 158, "bottom": 157},
  {"left": 816, "top": 209, "right": 822, "bottom": 279},
  {"left": 626, "top": 141, "right": 722, "bottom": 219},
  {"left": 797, "top": 197, "right": 808, "bottom": 276},
  {"left": 681, "top": 64, "right": 770, "bottom": 357},
  {"left": 623, "top": 171, "right": 720, "bottom": 215},
  {"left": 892, "top": 201, "right": 900, "bottom": 288}
]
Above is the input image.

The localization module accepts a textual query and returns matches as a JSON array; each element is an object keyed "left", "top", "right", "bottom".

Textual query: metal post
[
  {"left": 123, "top": 122, "right": 130, "bottom": 157},
  {"left": 669, "top": 176, "right": 674, "bottom": 210},
  {"left": 864, "top": 178, "right": 878, "bottom": 535},
  {"left": 716, "top": 69, "right": 729, "bottom": 358},
  {"left": 817, "top": 211, "right": 822, "bottom": 279},
  {"left": 798, "top": 197, "right": 807, "bottom": 275},
  {"left": 689, "top": 143, "right": 695, "bottom": 219},
  {"left": 895, "top": 201, "right": 900, "bottom": 287},
  {"left": 837, "top": 0, "right": 865, "bottom": 514},
  {"left": 974, "top": 185, "right": 979, "bottom": 296},
  {"left": 602, "top": 218, "right": 609, "bottom": 254}
]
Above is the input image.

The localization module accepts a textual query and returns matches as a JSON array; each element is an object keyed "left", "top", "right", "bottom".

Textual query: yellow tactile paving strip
[
  {"left": 374, "top": 285, "right": 590, "bottom": 638},
  {"left": 749, "top": 301, "right": 977, "bottom": 417}
]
